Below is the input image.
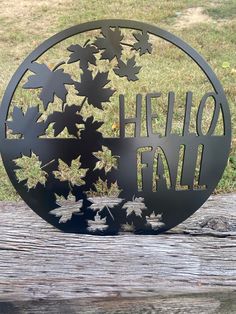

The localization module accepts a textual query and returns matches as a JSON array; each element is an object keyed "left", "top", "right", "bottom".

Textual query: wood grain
[
  {"left": 1, "top": 292, "right": 235, "bottom": 314},
  {"left": 0, "top": 193, "right": 235, "bottom": 313}
]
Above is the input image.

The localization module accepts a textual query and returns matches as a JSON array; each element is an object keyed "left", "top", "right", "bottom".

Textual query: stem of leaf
[
  {"left": 83, "top": 39, "right": 90, "bottom": 47},
  {"left": 79, "top": 96, "right": 87, "bottom": 112},
  {"left": 41, "top": 159, "right": 56, "bottom": 170},
  {"left": 105, "top": 205, "right": 115, "bottom": 221},
  {"left": 69, "top": 181, "right": 73, "bottom": 192},
  {"left": 120, "top": 42, "right": 134, "bottom": 48},
  {"left": 52, "top": 61, "right": 66, "bottom": 71}
]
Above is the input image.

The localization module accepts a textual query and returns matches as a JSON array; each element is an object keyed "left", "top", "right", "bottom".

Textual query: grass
[
  {"left": 206, "top": 0, "right": 236, "bottom": 19},
  {"left": 0, "top": 0, "right": 235, "bottom": 200}
]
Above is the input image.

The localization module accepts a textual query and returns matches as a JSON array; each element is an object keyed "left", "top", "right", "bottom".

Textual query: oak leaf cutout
[
  {"left": 94, "top": 27, "right": 124, "bottom": 61},
  {"left": 133, "top": 31, "right": 152, "bottom": 55},
  {"left": 23, "top": 62, "right": 74, "bottom": 109},
  {"left": 114, "top": 56, "right": 141, "bottom": 81},
  {"left": 67, "top": 44, "right": 98, "bottom": 69},
  {"left": 46, "top": 104, "right": 83, "bottom": 137},
  {"left": 123, "top": 197, "right": 147, "bottom": 217},
  {"left": 74, "top": 70, "right": 114, "bottom": 109},
  {"left": 7, "top": 106, "right": 45, "bottom": 138}
]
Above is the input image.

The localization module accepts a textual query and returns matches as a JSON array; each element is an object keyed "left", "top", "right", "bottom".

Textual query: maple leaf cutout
[
  {"left": 91, "top": 178, "right": 121, "bottom": 198},
  {"left": 53, "top": 157, "right": 88, "bottom": 186},
  {"left": 50, "top": 197, "right": 83, "bottom": 223},
  {"left": 88, "top": 196, "right": 123, "bottom": 219},
  {"left": 114, "top": 56, "right": 141, "bottom": 81},
  {"left": 123, "top": 197, "right": 147, "bottom": 217},
  {"left": 23, "top": 62, "right": 74, "bottom": 110},
  {"left": 74, "top": 70, "right": 115, "bottom": 109},
  {"left": 121, "top": 222, "right": 135, "bottom": 232},
  {"left": 93, "top": 145, "right": 118, "bottom": 173},
  {"left": 88, "top": 178, "right": 122, "bottom": 220},
  {"left": 46, "top": 104, "right": 83, "bottom": 137},
  {"left": 13, "top": 152, "right": 47, "bottom": 189},
  {"left": 133, "top": 31, "right": 152, "bottom": 55},
  {"left": 89, "top": 179, "right": 122, "bottom": 219},
  {"left": 7, "top": 106, "right": 45, "bottom": 138},
  {"left": 87, "top": 213, "right": 108, "bottom": 232},
  {"left": 146, "top": 212, "right": 165, "bottom": 230},
  {"left": 67, "top": 44, "right": 98, "bottom": 69},
  {"left": 94, "top": 27, "right": 124, "bottom": 61}
]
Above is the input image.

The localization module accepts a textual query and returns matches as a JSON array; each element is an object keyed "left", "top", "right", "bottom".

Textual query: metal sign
[{"left": 0, "top": 20, "right": 231, "bottom": 235}]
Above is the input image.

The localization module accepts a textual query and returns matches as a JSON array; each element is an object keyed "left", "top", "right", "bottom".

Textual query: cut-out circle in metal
[{"left": 0, "top": 20, "right": 231, "bottom": 235}]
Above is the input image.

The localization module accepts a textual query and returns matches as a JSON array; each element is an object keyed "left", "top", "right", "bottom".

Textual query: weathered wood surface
[
  {"left": 0, "top": 193, "right": 235, "bottom": 313},
  {"left": 1, "top": 292, "right": 236, "bottom": 314}
]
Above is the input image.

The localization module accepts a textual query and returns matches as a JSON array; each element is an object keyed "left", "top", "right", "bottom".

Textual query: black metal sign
[{"left": 0, "top": 20, "right": 231, "bottom": 235}]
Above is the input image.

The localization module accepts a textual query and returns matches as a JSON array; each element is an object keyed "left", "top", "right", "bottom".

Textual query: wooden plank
[{"left": 0, "top": 193, "right": 235, "bottom": 306}]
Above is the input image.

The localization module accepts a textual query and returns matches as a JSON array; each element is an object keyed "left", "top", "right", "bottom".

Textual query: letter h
[{"left": 119, "top": 94, "right": 142, "bottom": 138}]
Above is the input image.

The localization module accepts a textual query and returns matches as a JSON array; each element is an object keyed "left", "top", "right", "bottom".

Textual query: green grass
[
  {"left": 0, "top": 0, "right": 235, "bottom": 200},
  {"left": 205, "top": 0, "right": 236, "bottom": 19}
]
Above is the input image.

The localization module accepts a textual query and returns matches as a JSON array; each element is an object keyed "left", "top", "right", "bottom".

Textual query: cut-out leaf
[
  {"left": 67, "top": 44, "right": 98, "bottom": 69},
  {"left": 123, "top": 197, "right": 147, "bottom": 217},
  {"left": 91, "top": 178, "right": 121, "bottom": 198},
  {"left": 88, "top": 196, "right": 123, "bottom": 212},
  {"left": 87, "top": 213, "right": 108, "bottom": 232},
  {"left": 14, "top": 152, "right": 47, "bottom": 189},
  {"left": 121, "top": 222, "right": 135, "bottom": 232},
  {"left": 7, "top": 106, "right": 45, "bottom": 138},
  {"left": 93, "top": 145, "right": 118, "bottom": 173},
  {"left": 87, "top": 178, "right": 122, "bottom": 220},
  {"left": 88, "top": 179, "right": 122, "bottom": 221},
  {"left": 50, "top": 197, "right": 83, "bottom": 223},
  {"left": 133, "top": 31, "right": 152, "bottom": 55},
  {"left": 46, "top": 104, "right": 83, "bottom": 137},
  {"left": 146, "top": 212, "right": 165, "bottom": 230},
  {"left": 23, "top": 62, "right": 74, "bottom": 109},
  {"left": 74, "top": 70, "right": 115, "bottom": 109},
  {"left": 114, "top": 56, "right": 141, "bottom": 81},
  {"left": 53, "top": 157, "right": 88, "bottom": 186},
  {"left": 94, "top": 27, "right": 124, "bottom": 61}
]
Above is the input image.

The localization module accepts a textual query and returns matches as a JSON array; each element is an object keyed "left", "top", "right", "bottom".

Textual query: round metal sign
[{"left": 0, "top": 20, "right": 231, "bottom": 234}]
